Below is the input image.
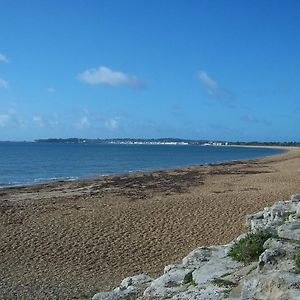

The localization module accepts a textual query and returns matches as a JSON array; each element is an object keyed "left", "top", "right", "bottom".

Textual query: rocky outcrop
[{"left": 92, "top": 194, "right": 300, "bottom": 300}]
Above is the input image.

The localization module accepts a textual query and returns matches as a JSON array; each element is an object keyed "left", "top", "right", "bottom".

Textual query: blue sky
[{"left": 0, "top": 0, "right": 299, "bottom": 141}]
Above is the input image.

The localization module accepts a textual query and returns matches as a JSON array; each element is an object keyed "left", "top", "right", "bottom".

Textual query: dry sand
[{"left": 0, "top": 148, "right": 299, "bottom": 299}]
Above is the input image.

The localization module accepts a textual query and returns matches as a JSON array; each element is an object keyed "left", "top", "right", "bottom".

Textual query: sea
[{"left": 0, "top": 142, "right": 285, "bottom": 188}]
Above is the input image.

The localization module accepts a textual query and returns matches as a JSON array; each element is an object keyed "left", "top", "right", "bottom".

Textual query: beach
[{"left": 0, "top": 148, "right": 299, "bottom": 299}]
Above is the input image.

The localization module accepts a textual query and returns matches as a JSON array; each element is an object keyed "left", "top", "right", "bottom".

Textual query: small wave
[
  {"left": 33, "top": 176, "right": 79, "bottom": 183},
  {"left": 0, "top": 181, "right": 27, "bottom": 188},
  {"left": 0, "top": 176, "right": 79, "bottom": 188}
]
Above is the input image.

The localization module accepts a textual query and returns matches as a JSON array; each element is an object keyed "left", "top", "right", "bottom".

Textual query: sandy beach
[{"left": 0, "top": 148, "right": 299, "bottom": 299}]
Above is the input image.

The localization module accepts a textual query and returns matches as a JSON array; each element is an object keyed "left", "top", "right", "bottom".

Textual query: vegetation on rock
[
  {"left": 294, "top": 250, "right": 300, "bottom": 273},
  {"left": 183, "top": 271, "right": 196, "bottom": 285},
  {"left": 229, "top": 232, "right": 271, "bottom": 263},
  {"left": 212, "top": 277, "right": 237, "bottom": 287}
]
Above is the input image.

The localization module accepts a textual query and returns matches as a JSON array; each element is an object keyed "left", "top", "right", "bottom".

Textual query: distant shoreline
[{"left": 1, "top": 137, "right": 297, "bottom": 148}]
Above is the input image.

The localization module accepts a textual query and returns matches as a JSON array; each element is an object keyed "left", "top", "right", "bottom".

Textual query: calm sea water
[{"left": 0, "top": 142, "right": 284, "bottom": 187}]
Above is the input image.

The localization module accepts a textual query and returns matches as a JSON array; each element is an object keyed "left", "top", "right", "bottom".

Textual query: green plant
[
  {"left": 122, "top": 295, "right": 136, "bottom": 300},
  {"left": 294, "top": 250, "right": 300, "bottom": 273},
  {"left": 183, "top": 271, "right": 196, "bottom": 285},
  {"left": 228, "top": 231, "right": 271, "bottom": 263}
]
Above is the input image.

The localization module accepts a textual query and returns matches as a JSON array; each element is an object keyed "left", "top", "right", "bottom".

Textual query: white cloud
[
  {"left": 76, "top": 116, "right": 90, "bottom": 129},
  {"left": 0, "top": 53, "right": 9, "bottom": 63},
  {"left": 241, "top": 114, "right": 270, "bottom": 125},
  {"left": 0, "top": 114, "right": 10, "bottom": 127},
  {"left": 198, "top": 71, "right": 217, "bottom": 88},
  {"left": 197, "top": 71, "right": 218, "bottom": 96},
  {"left": 104, "top": 117, "right": 120, "bottom": 130},
  {"left": 78, "top": 66, "right": 142, "bottom": 88},
  {"left": 0, "top": 109, "right": 26, "bottom": 128},
  {"left": 0, "top": 78, "right": 8, "bottom": 89},
  {"left": 197, "top": 70, "right": 235, "bottom": 104},
  {"left": 33, "top": 115, "right": 45, "bottom": 128}
]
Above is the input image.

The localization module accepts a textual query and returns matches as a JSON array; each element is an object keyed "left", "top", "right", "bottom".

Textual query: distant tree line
[
  {"left": 34, "top": 138, "right": 300, "bottom": 147},
  {"left": 230, "top": 141, "right": 300, "bottom": 147}
]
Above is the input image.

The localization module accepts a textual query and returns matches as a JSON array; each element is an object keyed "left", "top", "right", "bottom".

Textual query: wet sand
[{"left": 0, "top": 148, "right": 299, "bottom": 299}]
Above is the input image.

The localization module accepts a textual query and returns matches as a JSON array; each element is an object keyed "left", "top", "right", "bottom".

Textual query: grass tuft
[
  {"left": 183, "top": 271, "right": 196, "bottom": 285},
  {"left": 294, "top": 250, "right": 300, "bottom": 273},
  {"left": 228, "top": 231, "right": 271, "bottom": 263}
]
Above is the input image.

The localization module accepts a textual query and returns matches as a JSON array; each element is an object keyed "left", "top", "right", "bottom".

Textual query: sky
[{"left": 0, "top": 0, "right": 299, "bottom": 142}]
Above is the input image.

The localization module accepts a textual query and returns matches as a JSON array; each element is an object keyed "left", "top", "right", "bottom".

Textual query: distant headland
[{"left": 34, "top": 138, "right": 300, "bottom": 147}]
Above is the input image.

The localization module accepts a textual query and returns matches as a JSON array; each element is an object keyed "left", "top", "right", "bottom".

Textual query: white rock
[
  {"left": 278, "top": 221, "right": 300, "bottom": 241},
  {"left": 296, "top": 202, "right": 300, "bottom": 217},
  {"left": 263, "top": 238, "right": 298, "bottom": 259},
  {"left": 240, "top": 271, "right": 300, "bottom": 300},
  {"left": 164, "top": 264, "right": 177, "bottom": 273},
  {"left": 258, "top": 248, "right": 282, "bottom": 270},
  {"left": 291, "top": 194, "right": 300, "bottom": 202},
  {"left": 192, "top": 256, "right": 242, "bottom": 286},
  {"left": 270, "top": 201, "right": 287, "bottom": 219},
  {"left": 170, "top": 284, "right": 226, "bottom": 300},
  {"left": 120, "top": 274, "right": 153, "bottom": 289},
  {"left": 143, "top": 267, "right": 192, "bottom": 298},
  {"left": 92, "top": 286, "right": 136, "bottom": 300},
  {"left": 93, "top": 274, "right": 152, "bottom": 300},
  {"left": 92, "top": 291, "right": 116, "bottom": 300},
  {"left": 182, "top": 247, "right": 212, "bottom": 267}
]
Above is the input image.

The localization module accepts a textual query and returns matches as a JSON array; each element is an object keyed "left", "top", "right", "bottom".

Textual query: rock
[
  {"left": 278, "top": 221, "right": 300, "bottom": 241},
  {"left": 291, "top": 194, "right": 300, "bottom": 212},
  {"left": 258, "top": 248, "right": 282, "bottom": 270},
  {"left": 92, "top": 274, "right": 153, "bottom": 300},
  {"left": 92, "top": 286, "right": 137, "bottom": 300},
  {"left": 291, "top": 194, "right": 300, "bottom": 202},
  {"left": 239, "top": 271, "right": 300, "bottom": 300},
  {"left": 92, "top": 291, "right": 116, "bottom": 300},
  {"left": 263, "top": 238, "right": 299, "bottom": 259},
  {"left": 270, "top": 201, "right": 288, "bottom": 219},
  {"left": 143, "top": 266, "right": 192, "bottom": 298},
  {"left": 193, "top": 246, "right": 243, "bottom": 285},
  {"left": 170, "top": 284, "right": 227, "bottom": 300},
  {"left": 222, "top": 261, "right": 258, "bottom": 285},
  {"left": 192, "top": 255, "right": 242, "bottom": 286},
  {"left": 182, "top": 247, "right": 212, "bottom": 268},
  {"left": 120, "top": 274, "right": 153, "bottom": 290},
  {"left": 164, "top": 264, "right": 177, "bottom": 273},
  {"left": 246, "top": 201, "right": 291, "bottom": 234},
  {"left": 296, "top": 203, "right": 300, "bottom": 217}
]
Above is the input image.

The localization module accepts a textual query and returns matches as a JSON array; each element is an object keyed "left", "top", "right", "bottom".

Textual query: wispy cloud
[
  {"left": 0, "top": 114, "right": 10, "bottom": 127},
  {"left": 0, "top": 109, "right": 26, "bottom": 128},
  {"left": 0, "top": 53, "right": 9, "bottom": 63},
  {"left": 33, "top": 115, "right": 45, "bottom": 128},
  {"left": 241, "top": 114, "right": 270, "bottom": 125},
  {"left": 104, "top": 117, "right": 120, "bottom": 130},
  {"left": 198, "top": 71, "right": 218, "bottom": 95},
  {"left": 197, "top": 70, "right": 235, "bottom": 104},
  {"left": 78, "top": 66, "right": 143, "bottom": 88},
  {"left": 0, "top": 78, "right": 8, "bottom": 89},
  {"left": 76, "top": 116, "right": 90, "bottom": 129}
]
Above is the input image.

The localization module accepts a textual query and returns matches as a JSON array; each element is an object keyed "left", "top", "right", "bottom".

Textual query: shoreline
[
  {"left": 0, "top": 145, "right": 288, "bottom": 190},
  {"left": 0, "top": 147, "right": 299, "bottom": 299}
]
